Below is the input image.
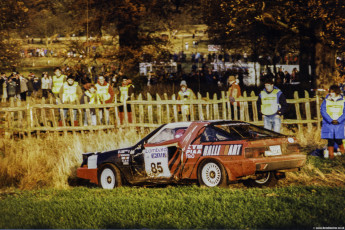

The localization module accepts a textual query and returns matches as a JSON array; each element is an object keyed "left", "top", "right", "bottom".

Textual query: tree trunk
[{"left": 314, "top": 42, "right": 336, "bottom": 90}]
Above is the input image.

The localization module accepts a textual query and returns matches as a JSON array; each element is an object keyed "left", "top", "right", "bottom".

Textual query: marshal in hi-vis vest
[
  {"left": 95, "top": 83, "right": 111, "bottom": 103},
  {"left": 260, "top": 89, "right": 280, "bottom": 115},
  {"left": 62, "top": 82, "right": 78, "bottom": 103},
  {"left": 52, "top": 75, "right": 66, "bottom": 95},
  {"left": 119, "top": 84, "right": 132, "bottom": 103},
  {"left": 326, "top": 97, "right": 345, "bottom": 120}
]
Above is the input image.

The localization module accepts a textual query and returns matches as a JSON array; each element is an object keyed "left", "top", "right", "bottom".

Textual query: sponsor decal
[
  {"left": 120, "top": 154, "right": 130, "bottom": 165},
  {"left": 186, "top": 145, "right": 203, "bottom": 158},
  {"left": 203, "top": 145, "right": 221, "bottom": 156},
  {"left": 227, "top": 144, "right": 242, "bottom": 156}
]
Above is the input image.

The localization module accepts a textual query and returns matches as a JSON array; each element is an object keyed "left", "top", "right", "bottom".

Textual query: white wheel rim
[
  {"left": 255, "top": 172, "right": 270, "bottom": 184},
  {"left": 100, "top": 168, "right": 115, "bottom": 189},
  {"left": 201, "top": 162, "right": 222, "bottom": 187}
]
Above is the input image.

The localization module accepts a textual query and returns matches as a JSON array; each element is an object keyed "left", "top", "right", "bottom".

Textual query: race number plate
[
  {"left": 266, "top": 145, "right": 282, "bottom": 156},
  {"left": 144, "top": 147, "right": 171, "bottom": 178}
]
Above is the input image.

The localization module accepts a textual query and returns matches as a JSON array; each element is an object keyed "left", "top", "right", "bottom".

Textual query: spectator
[
  {"left": 7, "top": 77, "right": 16, "bottom": 100},
  {"left": 19, "top": 74, "right": 28, "bottom": 101},
  {"left": 81, "top": 84, "right": 100, "bottom": 126},
  {"left": 27, "top": 74, "right": 34, "bottom": 97},
  {"left": 0, "top": 73, "right": 6, "bottom": 100},
  {"left": 227, "top": 75, "right": 241, "bottom": 106},
  {"left": 59, "top": 75, "right": 83, "bottom": 126},
  {"left": 52, "top": 67, "right": 67, "bottom": 98},
  {"left": 95, "top": 75, "right": 114, "bottom": 124},
  {"left": 321, "top": 85, "right": 345, "bottom": 159},
  {"left": 257, "top": 78, "right": 287, "bottom": 133},
  {"left": 41, "top": 72, "right": 51, "bottom": 98},
  {"left": 118, "top": 76, "right": 135, "bottom": 124},
  {"left": 32, "top": 75, "right": 41, "bottom": 98},
  {"left": 177, "top": 80, "right": 196, "bottom": 121}
]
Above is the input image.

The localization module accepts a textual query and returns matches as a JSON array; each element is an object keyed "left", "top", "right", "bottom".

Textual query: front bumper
[{"left": 77, "top": 167, "right": 98, "bottom": 184}]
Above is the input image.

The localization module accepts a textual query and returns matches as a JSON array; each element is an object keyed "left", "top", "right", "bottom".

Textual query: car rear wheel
[
  {"left": 198, "top": 161, "right": 227, "bottom": 187},
  {"left": 99, "top": 165, "right": 122, "bottom": 189},
  {"left": 244, "top": 171, "right": 277, "bottom": 188}
]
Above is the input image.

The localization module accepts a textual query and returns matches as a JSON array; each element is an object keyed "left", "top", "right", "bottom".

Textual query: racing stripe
[{"left": 169, "top": 150, "right": 180, "bottom": 169}]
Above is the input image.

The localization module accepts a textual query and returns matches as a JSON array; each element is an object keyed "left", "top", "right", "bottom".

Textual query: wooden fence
[{"left": 0, "top": 90, "right": 322, "bottom": 137}]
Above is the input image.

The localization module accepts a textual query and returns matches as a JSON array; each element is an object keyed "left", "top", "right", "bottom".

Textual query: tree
[
  {"left": 0, "top": 1, "right": 28, "bottom": 71},
  {"left": 202, "top": 0, "right": 345, "bottom": 89}
]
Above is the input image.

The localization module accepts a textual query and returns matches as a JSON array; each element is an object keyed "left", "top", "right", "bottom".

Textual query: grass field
[
  {"left": 0, "top": 127, "right": 345, "bottom": 229},
  {"left": 1, "top": 186, "right": 345, "bottom": 229}
]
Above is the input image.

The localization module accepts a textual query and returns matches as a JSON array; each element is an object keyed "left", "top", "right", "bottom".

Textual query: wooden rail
[{"left": 0, "top": 90, "right": 321, "bottom": 137}]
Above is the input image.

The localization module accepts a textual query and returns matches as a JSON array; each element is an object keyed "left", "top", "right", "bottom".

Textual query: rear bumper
[
  {"left": 77, "top": 167, "right": 98, "bottom": 184},
  {"left": 255, "top": 154, "right": 306, "bottom": 172}
]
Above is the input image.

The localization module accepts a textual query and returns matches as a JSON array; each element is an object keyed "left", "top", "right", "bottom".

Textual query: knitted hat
[{"left": 180, "top": 80, "right": 187, "bottom": 86}]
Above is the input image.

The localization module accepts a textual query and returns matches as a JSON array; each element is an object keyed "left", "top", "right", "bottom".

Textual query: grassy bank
[
  {"left": 0, "top": 186, "right": 344, "bottom": 229},
  {"left": 1, "top": 127, "right": 345, "bottom": 189}
]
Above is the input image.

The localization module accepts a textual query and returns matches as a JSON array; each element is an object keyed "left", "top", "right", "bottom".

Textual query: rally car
[{"left": 77, "top": 120, "right": 306, "bottom": 189}]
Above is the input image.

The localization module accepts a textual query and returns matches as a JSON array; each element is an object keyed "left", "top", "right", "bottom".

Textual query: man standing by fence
[
  {"left": 95, "top": 75, "right": 114, "bottom": 124},
  {"left": 119, "top": 76, "right": 134, "bottom": 124},
  {"left": 257, "top": 78, "right": 287, "bottom": 133},
  {"left": 52, "top": 67, "right": 66, "bottom": 98},
  {"left": 177, "top": 80, "right": 196, "bottom": 121},
  {"left": 59, "top": 75, "right": 82, "bottom": 126}
]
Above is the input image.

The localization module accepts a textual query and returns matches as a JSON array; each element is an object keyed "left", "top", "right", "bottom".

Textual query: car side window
[{"left": 200, "top": 127, "right": 234, "bottom": 142}]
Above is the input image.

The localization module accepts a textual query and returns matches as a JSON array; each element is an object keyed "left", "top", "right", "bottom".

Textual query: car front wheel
[
  {"left": 198, "top": 161, "right": 227, "bottom": 187},
  {"left": 98, "top": 165, "right": 122, "bottom": 189}
]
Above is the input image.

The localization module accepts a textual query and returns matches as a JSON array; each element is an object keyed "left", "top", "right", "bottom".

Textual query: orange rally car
[{"left": 77, "top": 120, "right": 306, "bottom": 189}]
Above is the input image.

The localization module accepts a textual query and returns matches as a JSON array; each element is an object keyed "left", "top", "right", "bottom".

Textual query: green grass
[{"left": 0, "top": 185, "right": 344, "bottom": 229}]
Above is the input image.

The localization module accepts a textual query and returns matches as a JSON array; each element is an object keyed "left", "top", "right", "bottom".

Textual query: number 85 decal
[{"left": 151, "top": 162, "right": 163, "bottom": 173}]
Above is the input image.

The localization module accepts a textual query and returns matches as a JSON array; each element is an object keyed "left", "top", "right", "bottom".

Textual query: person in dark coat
[{"left": 321, "top": 85, "right": 345, "bottom": 159}]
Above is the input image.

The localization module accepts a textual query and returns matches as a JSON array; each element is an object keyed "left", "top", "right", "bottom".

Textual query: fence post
[
  {"left": 316, "top": 94, "right": 321, "bottom": 131},
  {"left": 304, "top": 90, "right": 312, "bottom": 132},
  {"left": 197, "top": 93, "right": 204, "bottom": 120},
  {"left": 221, "top": 91, "right": 227, "bottom": 120},
  {"left": 251, "top": 91, "right": 258, "bottom": 123},
  {"left": 213, "top": 93, "right": 219, "bottom": 120},
  {"left": 294, "top": 91, "right": 302, "bottom": 132},
  {"left": 226, "top": 90, "right": 232, "bottom": 120},
  {"left": 130, "top": 93, "right": 136, "bottom": 125},
  {"left": 49, "top": 97, "right": 57, "bottom": 136},
  {"left": 172, "top": 94, "right": 178, "bottom": 122},
  {"left": 114, "top": 94, "right": 120, "bottom": 127},
  {"left": 205, "top": 92, "right": 210, "bottom": 120},
  {"left": 138, "top": 94, "right": 144, "bottom": 130},
  {"left": 156, "top": 94, "right": 162, "bottom": 124},
  {"left": 164, "top": 93, "right": 170, "bottom": 123},
  {"left": 243, "top": 91, "right": 250, "bottom": 121},
  {"left": 147, "top": 93, "right": 153, "bottom": 124}
]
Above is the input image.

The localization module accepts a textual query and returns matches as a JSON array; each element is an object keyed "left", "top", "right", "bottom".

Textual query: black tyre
[
  {"left": 198, "top": 160, "right": 227, "bottom": 187},
  {"left": 244, "top": 172, "right": 277, "bottom": 188},
  {"left": 98, "top": 164, "right": 122, "bottom": 189}
]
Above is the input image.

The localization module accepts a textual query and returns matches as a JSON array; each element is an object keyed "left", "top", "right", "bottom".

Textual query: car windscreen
[
  {"left": 200, "top": 123, "right": 282, "bottom": 142},
  {"left": 147, "top": 127, "right": 187, "bottom": 144}
]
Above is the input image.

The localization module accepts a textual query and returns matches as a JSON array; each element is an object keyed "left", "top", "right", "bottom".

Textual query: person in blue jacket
[{"left": 321, "top": 85, "right": 345, "bottom": 159}]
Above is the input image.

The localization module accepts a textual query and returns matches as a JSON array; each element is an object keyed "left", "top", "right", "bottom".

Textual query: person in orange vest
[
  {"left": 321, "top": 85, "right": 345, "bottom": 159},
  {"left": 95, "top": 75, "right": 114, "bottom": 124},
  {"left": 59, "top": 75, "right": 82, "bottom": 126},
  {"left": 177, "top": 80, "right": 195, "bottom": 120},
  {"left": 228, "top": 75, "right": 241, "bottom": 105},
  {"left": 52, "top": 67, "right": 67, "bottom": 98},
  {"left": 119, "top": 76, "right": 135, "bottom": 124}
]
